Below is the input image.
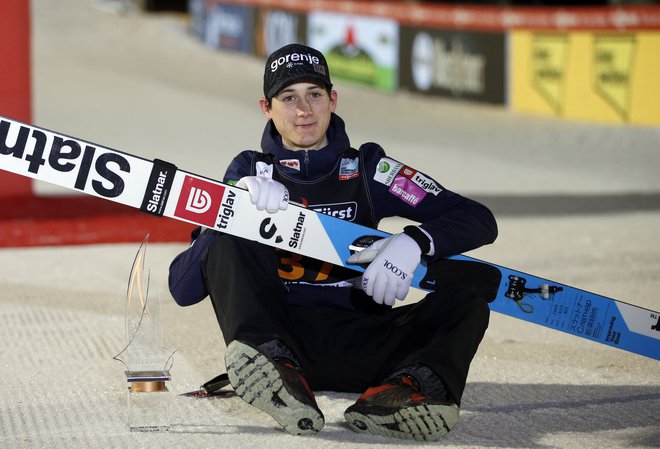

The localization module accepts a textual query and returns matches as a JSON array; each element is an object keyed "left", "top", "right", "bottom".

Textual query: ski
[{"left": 1, "top": 115, "right": 658, "bottom": 360}]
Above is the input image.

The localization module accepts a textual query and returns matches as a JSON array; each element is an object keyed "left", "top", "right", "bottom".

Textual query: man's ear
[
  {"left": 259, "top": 97, "right": 272, "bottom": 119},
  {"left": 330, "top": 90, "right": 338, "bottom": 113}
]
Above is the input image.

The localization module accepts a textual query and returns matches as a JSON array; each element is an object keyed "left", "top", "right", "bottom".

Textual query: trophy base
[{"left": 126, "top": 370, "right": 171, "bottom": 432}]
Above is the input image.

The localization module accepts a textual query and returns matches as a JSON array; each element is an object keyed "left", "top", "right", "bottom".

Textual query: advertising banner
[
  {"left": 188, "top": 0, "right": 207, "bottom": 40},
  {"left": 254, "top": 8, "right": 307, "bottom": 58},
  {"left": 205, "top": 3, "right": 255, "bottom": 54},
  {"left": 399, "top": 26, "right": 506, "bottom": 104},
  {"left": 308, "top": 11, "right": 399, "bottom": 92},
  {"left": 510, "top": 31, "right": 660, "bottom": 125}
]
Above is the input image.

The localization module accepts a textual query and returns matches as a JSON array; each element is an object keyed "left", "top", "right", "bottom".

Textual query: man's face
[{"left": 260, "top": 82, "right": 337, "bottom": 151}]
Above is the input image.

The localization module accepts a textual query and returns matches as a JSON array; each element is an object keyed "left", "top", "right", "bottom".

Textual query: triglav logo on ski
[
  {"left": 174, "top": 176, "right": 226, "bottom": 228},
  {"left": 217, "top": 190, "right": 236, "bottom": 230},
  {"left": 186, "top": 187, "right": 212, "bottom": 214}
]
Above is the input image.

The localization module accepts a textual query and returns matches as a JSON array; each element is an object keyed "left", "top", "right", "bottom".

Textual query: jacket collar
[{"left": 260, "top": 113, "right": 352, "bottom": 179}]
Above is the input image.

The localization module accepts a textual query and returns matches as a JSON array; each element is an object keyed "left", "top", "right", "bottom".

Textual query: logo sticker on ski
[
  {"left": 259, "top": 218, "right": 283, "bottom": 244},
  {"left": 174, "top": 176, "right": 225, "bottom": 228}
]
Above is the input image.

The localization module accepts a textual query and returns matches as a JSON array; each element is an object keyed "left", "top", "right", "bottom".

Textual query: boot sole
[
  {"left": 345, "top": 402, "right": 459, "bottom": 441},
  {"left": 225, "top": 340, "right": 324, "bottom": 436}
]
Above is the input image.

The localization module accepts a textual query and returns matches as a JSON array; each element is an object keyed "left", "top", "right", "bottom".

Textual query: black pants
[{"left": 202, "top": 234, "right": 490, "bottom": 405}]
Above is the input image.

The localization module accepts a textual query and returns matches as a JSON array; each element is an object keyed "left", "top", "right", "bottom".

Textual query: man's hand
[
  {"left": 236, "top": 176, "right": 289, "bottom": 213},
  {"left": 347, "top": 233, "right": 422, "bottom": 306}
]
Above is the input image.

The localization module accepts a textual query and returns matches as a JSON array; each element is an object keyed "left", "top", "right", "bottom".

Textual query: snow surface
[{"left": 1, "top": 0, "right": 658, "bottom": 447}]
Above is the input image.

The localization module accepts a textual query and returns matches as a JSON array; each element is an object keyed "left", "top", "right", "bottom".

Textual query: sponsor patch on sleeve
[
  {"left": 389, "top": 175, "right": 427, "bottom": 207},
  {"left": 373, "top": 157, "right": 404, "bottom": 186},
  {"left": 411, "top": 172, "right": 442, "bottom": 196},
  {"left": 398, "top": 165, "right": 442, "bottom": 196},
  {"left": 374, "top": 157, "right": 442, "bottom": 196},
  {"left": 374, "top": 157, "right": 442, "bottom": 203}
]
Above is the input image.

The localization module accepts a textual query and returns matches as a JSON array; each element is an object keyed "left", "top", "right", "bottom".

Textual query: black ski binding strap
[
  {"left": 180, "top": 372, "right": 235, "bottom": 398},
  {"left": 420, "top": 258, "right": 502, "bottom": 302},
  {"left": 140, "top": 158, "right": 178, "bottom": 216}
]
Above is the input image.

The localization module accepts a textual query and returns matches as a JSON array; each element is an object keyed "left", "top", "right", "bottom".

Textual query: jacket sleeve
[
  {"left": 361, "top": 144, "right": 497, "bottom": 260},
  {"left": 167, "top": 151, "right": 255, "bottom": 306},
  {"left": 168, "top": 227, "right": 218, "bottom": 306}
]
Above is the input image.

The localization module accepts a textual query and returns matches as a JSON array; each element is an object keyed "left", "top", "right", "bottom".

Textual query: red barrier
[
  {"left": 0, "top": 196, "right": 193, "bottom": 247},
  {"left": 0, "top": 0, "right": 32, "bottom": 196}
]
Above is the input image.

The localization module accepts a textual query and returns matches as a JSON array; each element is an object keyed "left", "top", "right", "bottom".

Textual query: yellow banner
[
  {"left": 510, "top": 31, "right": 660, "bottom": 126},
  {"left": 531, "top": 34, "right": 570, "bottom": 115}
]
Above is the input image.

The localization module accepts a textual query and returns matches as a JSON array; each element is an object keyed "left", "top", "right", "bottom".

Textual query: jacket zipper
[{"left": 303, "top": 150, "right": 310, "bottom": 177}]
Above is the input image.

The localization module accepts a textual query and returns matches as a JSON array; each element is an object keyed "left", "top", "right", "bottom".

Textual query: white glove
[
  {"left": 236, "top": 176, "right": 289, "bottom": 213},
  {"left": 347, "top": 233, "right": 422, "bottom": 306}
]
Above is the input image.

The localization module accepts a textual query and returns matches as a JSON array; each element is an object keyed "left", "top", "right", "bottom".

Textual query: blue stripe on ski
[
  {"left": 313, "top": 211, "right": 389, "bottom": 271},
  {"left": 316, "top": 212, "right": 659, "bottom": 360},
  {"left": 451, "top": 254, "right": 660, "bottom": 360}
]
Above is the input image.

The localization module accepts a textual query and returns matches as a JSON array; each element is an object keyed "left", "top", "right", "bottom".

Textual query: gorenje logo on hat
[
  {"left": 270, "top": 52, "right": 324, "bottom": 73},
  {"left": 264, "top": 45, "right": 332, "bottom": 99}
]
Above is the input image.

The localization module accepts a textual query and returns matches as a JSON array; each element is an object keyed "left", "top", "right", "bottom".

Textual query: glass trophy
[{"left": 114, "top": 235, "right": 175, "bottom": 432}]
